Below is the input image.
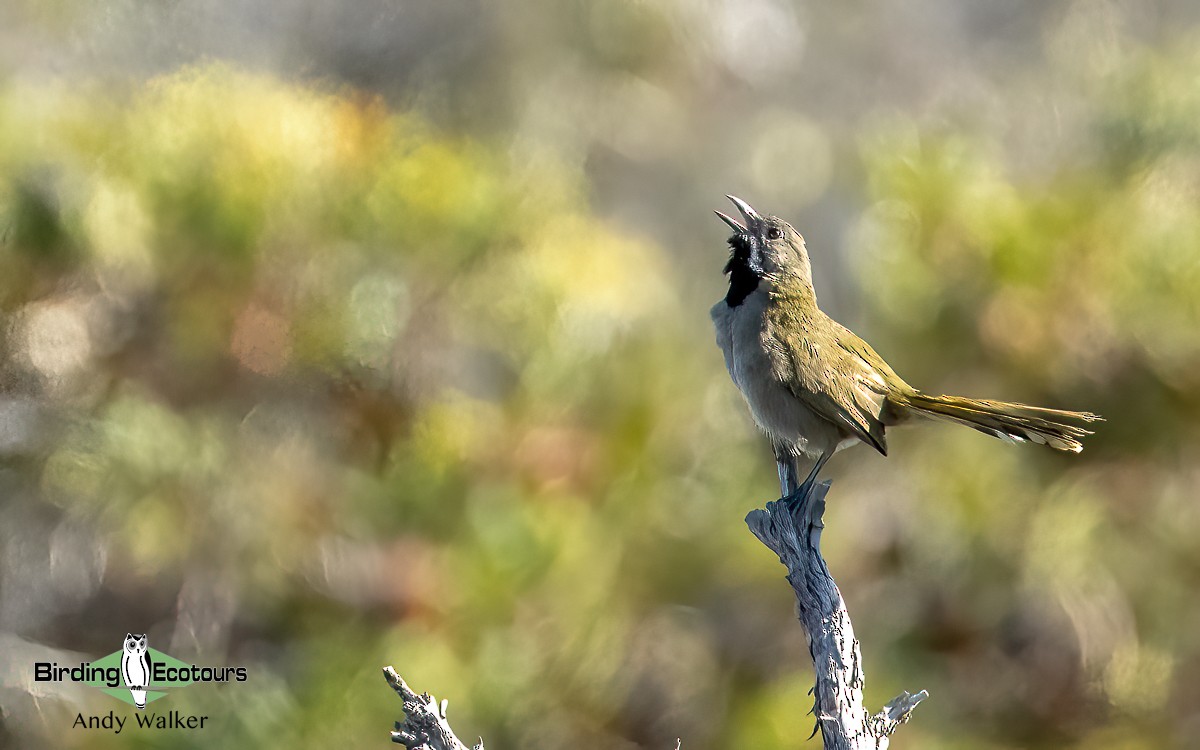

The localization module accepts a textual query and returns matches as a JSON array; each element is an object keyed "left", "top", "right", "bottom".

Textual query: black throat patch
[{"left": 723, "top": 234, "right": 762, "bottom": 307}]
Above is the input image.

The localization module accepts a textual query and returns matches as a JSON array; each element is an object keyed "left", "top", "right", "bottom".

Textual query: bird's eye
[{"left": 766, "top": 227, "right": 782, "bottom": 240}]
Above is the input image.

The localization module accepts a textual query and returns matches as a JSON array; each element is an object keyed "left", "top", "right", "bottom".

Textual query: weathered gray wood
[
  {"left": 383, "top": 667, "right": 483, "bottom": 750},
  {"left": 745, "top": 467, "right": 927, "bottom": 750}
]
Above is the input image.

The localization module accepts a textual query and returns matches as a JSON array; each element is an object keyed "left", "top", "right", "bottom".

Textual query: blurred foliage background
[{"left": 0, "top": 1, "right": 1198, "bottom": 748}]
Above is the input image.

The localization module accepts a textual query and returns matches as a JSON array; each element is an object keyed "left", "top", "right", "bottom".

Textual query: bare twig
[
  {"left": 745, "top": 472, "right": 927, "bottom": 750},
  {"left": 382, "top": 667, "right": 483, "bottom": 750}
]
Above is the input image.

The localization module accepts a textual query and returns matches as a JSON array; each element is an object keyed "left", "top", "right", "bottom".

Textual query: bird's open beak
[
  {"left": 726, "top": 195, "right": 762, "bottom": 227},
  {"left": 714, "top": 210, "right": 744, "bottom": 233}
]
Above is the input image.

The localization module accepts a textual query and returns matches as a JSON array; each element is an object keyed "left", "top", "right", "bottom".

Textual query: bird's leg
[
  {"left": 774, "top": 444, "right": 800, "bottom": 500},
  {"left": 784, "top": 450, "right": 831, "bottom": 512},
  {"left": 776, "top": 458, "right": 797, "bottom": 499}
]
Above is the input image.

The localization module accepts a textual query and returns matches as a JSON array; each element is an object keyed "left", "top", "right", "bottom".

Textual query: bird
[
  {"left": 121, "top": 633, "right": 151, "bottom": 710},
  {"left": 710, "top": 195, "right": 1101, "bottom": 504}
]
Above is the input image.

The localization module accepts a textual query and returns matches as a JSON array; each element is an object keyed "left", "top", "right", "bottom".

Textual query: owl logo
[{"left": 120, "top": 633, "right": 152, "bottom": 710}]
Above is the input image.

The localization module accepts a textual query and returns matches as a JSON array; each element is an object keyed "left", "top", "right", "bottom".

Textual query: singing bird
[{"left": 710, "top": 195, "right": 1101, "bottom": 502}]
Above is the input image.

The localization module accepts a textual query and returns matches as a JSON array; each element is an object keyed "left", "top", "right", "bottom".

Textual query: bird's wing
[{"left": 764, "top": 312, "right": 897, "bottom": 456}]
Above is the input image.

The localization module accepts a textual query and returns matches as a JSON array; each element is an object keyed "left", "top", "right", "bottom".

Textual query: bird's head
[{"left": 715, "top": 195, "right": 811, "bottom": 306}]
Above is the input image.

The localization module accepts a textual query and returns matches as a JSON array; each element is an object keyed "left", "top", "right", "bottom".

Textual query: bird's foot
[
  {"left": 782, "top": 479, "right": 816, "bottom": 514},
  {"left": 781, "top": 478, "right": 833, "bottom": 525}
]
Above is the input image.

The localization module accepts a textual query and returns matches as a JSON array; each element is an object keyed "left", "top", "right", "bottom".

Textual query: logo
[{"left": 33, "top": 633, "right": 247, "bottom": 733}]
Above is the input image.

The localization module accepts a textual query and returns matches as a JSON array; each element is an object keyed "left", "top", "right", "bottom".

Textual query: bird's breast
[{"left": 711, "top": 290, "right": 840, "bottom": 456}]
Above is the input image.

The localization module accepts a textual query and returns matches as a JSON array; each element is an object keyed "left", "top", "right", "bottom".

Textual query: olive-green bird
[{"left": 710, "top": 195, "right": 1101, "bottom": 501}]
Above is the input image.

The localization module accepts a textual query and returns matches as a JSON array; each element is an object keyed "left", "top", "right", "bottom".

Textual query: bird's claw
[{"left": 782, "top": 480, "right": 815, "bottom": 514}]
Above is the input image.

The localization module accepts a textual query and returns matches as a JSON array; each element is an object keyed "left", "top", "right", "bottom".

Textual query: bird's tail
[{"left": 898, "top": 393, "right": 1102, "bottom": 453}]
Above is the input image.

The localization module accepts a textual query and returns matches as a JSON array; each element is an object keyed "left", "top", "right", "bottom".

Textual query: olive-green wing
[{"left": 764, "top": 315, "right": 899, "bottom": 456}]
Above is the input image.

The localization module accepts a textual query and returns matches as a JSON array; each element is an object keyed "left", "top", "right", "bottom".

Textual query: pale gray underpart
[
  {"left": 745, "top": 465, "right": 928, "bottom": 750},
  {"left": 383, "top": 667, "right": 484, "bottom": 750}
]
